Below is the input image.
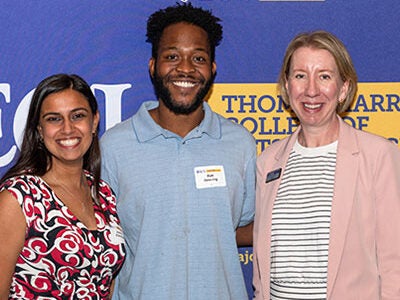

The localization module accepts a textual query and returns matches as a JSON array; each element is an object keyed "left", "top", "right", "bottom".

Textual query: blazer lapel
[
  {"left": 326, "top": 119, "right": 360, "bottom": 299},
  {"left": 256, "top": 130, "right": 299, "bottom": 297}
]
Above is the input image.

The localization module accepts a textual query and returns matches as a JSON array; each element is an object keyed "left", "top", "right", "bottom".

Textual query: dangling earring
[
  {"left": 38, "top": 135, "right": 45, "bottom": 150},
  {"left": 37, "top": 126, "right": 44, "bottom": 144}
]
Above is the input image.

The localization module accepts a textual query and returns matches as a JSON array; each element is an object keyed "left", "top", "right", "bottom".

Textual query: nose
[
  {"left": 176, "top": 57, "right": 195, "bottom": 73},
  {"left": 305, "top": 78, "right": 320, "bottom": 97},
  {"left": 62, "top": 119, "right": 74, "bottom": 133}
]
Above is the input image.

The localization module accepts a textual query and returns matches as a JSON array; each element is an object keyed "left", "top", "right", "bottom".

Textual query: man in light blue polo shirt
[{"left": 101, "top": 3, "right": 256, "bottom": 299}]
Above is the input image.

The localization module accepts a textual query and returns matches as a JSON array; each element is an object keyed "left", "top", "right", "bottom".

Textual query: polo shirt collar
[{"left": 132, "top": 101, "right": 221, "bottom": 142}]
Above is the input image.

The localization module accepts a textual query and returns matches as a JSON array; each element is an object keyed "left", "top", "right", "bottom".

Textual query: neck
[
  {"left": 298, "top": 119, "right": 340, "bottom": 148},
  {"left": 44, "top": 165, "right": 86, "bottom": 188},
  {"left": 150, "top": 103, "right": 205, "bottom": 137}
]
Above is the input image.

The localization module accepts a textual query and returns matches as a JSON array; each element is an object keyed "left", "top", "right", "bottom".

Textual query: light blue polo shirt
[{"left": 101, "top": 101, "right": 256, "bottom": 300}]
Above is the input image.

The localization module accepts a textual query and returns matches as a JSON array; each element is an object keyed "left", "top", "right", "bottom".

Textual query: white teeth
[
  {"left": 173, "top": 81, "right": 195, "bottom": 88},
  {"left": 59, "top": 138, "right": 79, "bottom": 146},
  {"left": 304, "top": 103, "right": 322, "bottom": 109}
]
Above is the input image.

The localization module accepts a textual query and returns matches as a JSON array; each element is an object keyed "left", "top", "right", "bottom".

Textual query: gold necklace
[{"left": 48, "top": 173, "right": 94, "bottom": 214}]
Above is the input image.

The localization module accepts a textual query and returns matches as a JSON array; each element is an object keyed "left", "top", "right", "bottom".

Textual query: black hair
[{"left": 146, "top": 2, "right": 223, "bottom": 62}]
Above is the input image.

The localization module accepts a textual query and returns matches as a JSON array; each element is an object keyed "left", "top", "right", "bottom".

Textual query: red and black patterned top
[{"left": 1, "top": 172, "right": 126, "bottom": 299}]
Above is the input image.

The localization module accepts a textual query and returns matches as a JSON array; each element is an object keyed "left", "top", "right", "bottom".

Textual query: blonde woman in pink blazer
[{"left": 253, "top": 30, "right": 400, "bottom": 300}]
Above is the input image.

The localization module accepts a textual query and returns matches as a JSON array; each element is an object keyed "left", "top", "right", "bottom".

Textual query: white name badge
[{"left": 194, "top": 165, "right": 226, "bottom": 189}]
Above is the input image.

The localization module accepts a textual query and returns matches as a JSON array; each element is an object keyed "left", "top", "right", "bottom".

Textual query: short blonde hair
[{"left": 278, "top": 30, "right": 358, "bottom": 114}]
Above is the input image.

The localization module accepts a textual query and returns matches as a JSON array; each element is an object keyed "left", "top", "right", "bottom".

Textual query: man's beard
[{"left": 152, "top": 70, "right": 214, "bottom": 115}]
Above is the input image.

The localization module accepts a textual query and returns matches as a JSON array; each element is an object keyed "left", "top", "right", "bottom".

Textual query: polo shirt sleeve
[
  {"left": 238, "top": 147, "right": 256, "bottom": 227},
  {"left": 100, "top": 134, "right": 120, "bottom": 198}
]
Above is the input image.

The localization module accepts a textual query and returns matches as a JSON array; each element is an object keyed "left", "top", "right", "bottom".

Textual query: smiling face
[
  {"left": 37, "top": 88, "right": 99, "bottom": 168},
  {"left": 149, "top": 22, "right": 216, "bottom": 115},
  {"left": 286, "top": 46, "right": 349, "bottom": 134}
]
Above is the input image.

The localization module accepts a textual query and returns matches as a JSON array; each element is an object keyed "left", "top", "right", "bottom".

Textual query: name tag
[
  {"left": 265, "top": 168, "right": 282, "bottom": 183},
  {"left": 194, "top": 165, "right": 226, "bottom": 189}
]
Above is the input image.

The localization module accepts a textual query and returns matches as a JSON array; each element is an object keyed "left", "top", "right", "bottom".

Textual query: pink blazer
[{"left": 253, "top": 117, "right": 400, "bottom": 300}]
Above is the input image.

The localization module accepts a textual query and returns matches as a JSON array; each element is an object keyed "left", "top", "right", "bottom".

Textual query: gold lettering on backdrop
[
  {"left": 239, "top": 250, "right": 253, "bottom": 265},
  {"left": 208, "top": 83, "right": 400, "bottom": 153}
]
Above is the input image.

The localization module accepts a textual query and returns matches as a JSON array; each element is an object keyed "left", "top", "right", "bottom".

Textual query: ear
[
  {"left": 93, "top": 111, "right": 100, "bottom": 133},
  {"left": 37, "top": 125, "right": 43, "bottom": 137},
  {"left": 211, "top": 61, "right": 217, "bottom": 76},
  {"left": 339, "top": 80, "right": 350, "bottom": 103},
  {"left": 149, "top": 58, "right": 156, "bottom": 79}
]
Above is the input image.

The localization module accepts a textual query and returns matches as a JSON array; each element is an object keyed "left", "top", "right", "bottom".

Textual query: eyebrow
[
  {"left": 161, "top": 46, "right": 209, "bottom": 53},
  {"left": 291, "top": 68, "right": 336, "bottom": 73},
  {"left": 41, "top": 107, "right": 89, "bottom": 118}
]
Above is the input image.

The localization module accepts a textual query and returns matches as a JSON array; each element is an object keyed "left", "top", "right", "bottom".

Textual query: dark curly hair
[{"left": 146, "top": 2, "right": 223, "bottom": 62}]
